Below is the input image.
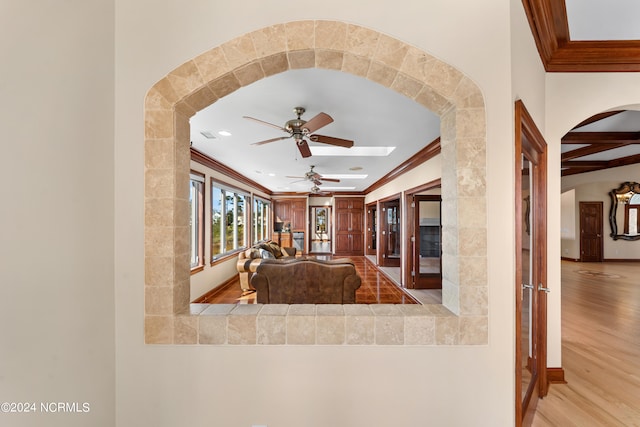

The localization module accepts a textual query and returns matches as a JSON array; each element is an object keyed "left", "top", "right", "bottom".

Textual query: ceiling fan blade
[
  {"left": 301, "top": 112, "right": 333, "bottom": 133},
  {"left": 319, "top": 177, "right": 340, "bottom": 183},
  {"left": 243, "top": 116, "right": 287, "bottom": 132},
  {"left": 296, "top": 140, "right": 312, "bottom": 158},
  {"left": 309, "top": 134, "right": 354, "bottom": 148},
  {"left": 285, "top": 175, "right": 305, "bottom": 179},
  {"left": 251, "top": 136, "right": 290, "bottom": 146}
]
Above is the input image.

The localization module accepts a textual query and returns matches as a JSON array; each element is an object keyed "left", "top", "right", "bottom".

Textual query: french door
[
  {"left": 381, "top": 199, "right": 401, "bottom": 267},
  {"left": 515, "top": 100, "right": 548, "bottom": 426}
]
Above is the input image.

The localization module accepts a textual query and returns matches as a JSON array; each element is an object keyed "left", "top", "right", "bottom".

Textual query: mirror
[{"left": 609, "top": 181, "right": 640, "bottom": 241}]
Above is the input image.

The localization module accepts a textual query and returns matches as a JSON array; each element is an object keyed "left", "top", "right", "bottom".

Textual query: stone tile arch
[{"left": 144, "top": 20, "right": 487, "bottom": 345}]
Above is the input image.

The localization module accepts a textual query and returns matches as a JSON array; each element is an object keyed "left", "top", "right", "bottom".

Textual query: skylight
[{"left": 309, "top": 146, "right": 396, "bottom": 156}]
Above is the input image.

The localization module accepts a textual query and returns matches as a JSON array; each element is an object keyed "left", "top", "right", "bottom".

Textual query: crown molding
[{"left": 522, "top": 0, "right": 640, "bottom": 72}]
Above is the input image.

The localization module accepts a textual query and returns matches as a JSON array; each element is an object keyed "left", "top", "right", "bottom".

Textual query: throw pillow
[
  {"left": 268, "top": 242, "right": 283, "bottom": 258},
  {"left": 259, "top": 248, "right": 275, "bottom": 259}
]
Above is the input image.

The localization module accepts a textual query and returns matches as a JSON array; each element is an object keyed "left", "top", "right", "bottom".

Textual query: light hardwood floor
[{"left": 532, "top": 261, "right": 640, "bottom": 426}]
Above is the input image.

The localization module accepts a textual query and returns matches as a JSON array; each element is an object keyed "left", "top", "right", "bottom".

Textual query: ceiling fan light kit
[{"left": 244, "top": 106, "right": 354, "bottom": 158}]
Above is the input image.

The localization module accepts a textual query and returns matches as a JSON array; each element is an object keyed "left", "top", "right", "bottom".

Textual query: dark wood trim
[
  {"left": 562, "top": 132, "right": 640, "bottom": 144},
  {"left": 562, "top": 154, "right": 640, "bottom": 176},
  {"left": 522, "top": 0, "right": 640, "bottom": 72},
  {"left": 561, "top": 256, "right": 580, "bottom": 262},
  {"left": 572, "top": 111, "right": 624, "bottom": 129},
  {"left": 379, "top": 192, "right": 403, "bottom": 204},
  {"left": 191, "top": 275, "right": 237, "bottom": 303},
  {"left": 547, "top": 367, "right": 567, "bottom": 384},
  {"left": 515, "top": 99, "right": 549, "bottom": 426},
  {"left": 405, "top": 178, "right": 442, "bottom": 195},
  {"left": 365, "top": 138, "right": 440, "bottom": 193},
  {"left": 404, "top": 180, "right": 442, "bottom": 289},
  {"left": 190, "top": 265, "right": 205, "bottom": 275},
  {"left": 191, "top": 147, "right": 272, "bottom": 195},
  {"left": 603, "top": 258, "right": 640, "bottom": 263},
  {"left": 210, "top": 248, "right": 246, "bottom": 266}
]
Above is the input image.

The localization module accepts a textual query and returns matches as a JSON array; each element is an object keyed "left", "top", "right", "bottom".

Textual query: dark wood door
[
  {"left": 334, "top": 197, "right": 364, "bottom": 256},
  {"left": 580, "top": 202, "right": 603, "bottom": 262}
]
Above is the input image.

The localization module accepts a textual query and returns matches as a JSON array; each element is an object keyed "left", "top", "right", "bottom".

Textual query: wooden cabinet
[
  {"left": 334, "top": 197, "right": 364, "bottom": 256},
  {"left": 290, "top": 199, "right": 306, "bottom": 231},
  {"left": 273, "top": 198, "right": 306, "bottom": 231}
]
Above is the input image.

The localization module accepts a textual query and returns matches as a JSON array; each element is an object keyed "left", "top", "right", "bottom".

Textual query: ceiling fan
[
  {"left": 243, "top": 107, "right": 354, "bottom": 158},
  {"left": 286, "top": 165, "right": 340, "bottom": 186}
]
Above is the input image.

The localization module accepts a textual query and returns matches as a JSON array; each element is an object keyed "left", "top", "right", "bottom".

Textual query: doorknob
[
  {"left": 538, "top": 283, "right": 551, "bottom": 293},
  {"left": 522, "top": 283, "right": 534, "bottom": 290}
]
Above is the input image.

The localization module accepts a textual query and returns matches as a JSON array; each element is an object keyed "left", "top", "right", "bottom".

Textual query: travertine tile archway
[{"left": 144, "top": 20, "right": 487, "bottom": 345}]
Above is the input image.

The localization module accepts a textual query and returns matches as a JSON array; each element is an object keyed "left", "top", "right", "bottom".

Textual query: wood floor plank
[{"left": 532, "top": 261, "right": 640, "bottom": 427}]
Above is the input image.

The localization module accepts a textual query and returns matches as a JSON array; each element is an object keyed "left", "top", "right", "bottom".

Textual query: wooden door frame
[
  {"left": 404, "top": 179, "right": 442, "bottom": 289},
  {"left": 515, "top": 100, "right": 548, "bottom": 426},
  {"left": 579, "top": 201, "right": 604, "bottom": 262}
]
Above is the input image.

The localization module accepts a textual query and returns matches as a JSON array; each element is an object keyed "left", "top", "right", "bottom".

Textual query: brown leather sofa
[
  {"left": 236, "top": 241, "right": 296, "bottom": 293},
  {"left": 250, "top": 257, "right": 361, "bottom": 304}
]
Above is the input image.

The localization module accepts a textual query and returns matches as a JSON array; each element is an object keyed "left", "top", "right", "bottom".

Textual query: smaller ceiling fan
[
  {"left": 243, "top": 107, "right": 354, "bottom": 158},
  {"left": 286, "top": 165, "right": 339, "bottom": 186}
]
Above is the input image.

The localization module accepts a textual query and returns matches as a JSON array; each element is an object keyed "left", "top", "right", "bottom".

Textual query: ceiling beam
[
  {"left": 572, "top": 111, "right": 624, "bottom": 129},
  {"left": 561, "top": 143, "right": 630, "bottom": 161},
  {"left": 562, "top": 132, "right": 640, "bottom": 144},
  {"left": 561, "top": 153, "right": 640, "bottom": 176}
]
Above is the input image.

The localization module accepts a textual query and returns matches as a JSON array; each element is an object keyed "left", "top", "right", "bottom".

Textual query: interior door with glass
[
  {"left": 413, "top": 195, "right": 442, "bottom": 288},
  {"left": 515, "top": 100, "right": 548, "bottom": 427},
  {"left": 382, "top": 199, "right": 401, "bottom": 267},
  {"left": 310, "top": 206, "right": 331, "bottom": 254}
]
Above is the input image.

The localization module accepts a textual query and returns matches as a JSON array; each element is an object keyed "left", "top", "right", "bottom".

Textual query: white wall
[
  {"left": 561, "top": 164, "right": 640, "bottom": 260},
  {"left": 115, "top": 1, "right": 518, "bottom": 426},
  {"left": 546, "top": 76, "right": 640, "bottom": 368},
  {"left": 0, "top": 1, "right": 115, "bottom": 426}
]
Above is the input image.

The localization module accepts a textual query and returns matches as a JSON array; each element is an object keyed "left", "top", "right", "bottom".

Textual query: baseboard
[
  {"left": 547, "top": 367, "right": 567, "bottom": 384},
  {"left": 192, "top": 275, "right": 237, "bottom": 303},
  {"left": 562, "top": 256, "right": 640, "bottom": 263}
]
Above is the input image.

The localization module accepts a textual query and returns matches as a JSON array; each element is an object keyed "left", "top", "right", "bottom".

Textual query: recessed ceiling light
[
  {"left": 309, "top": 146, "right": 396, "bottom": 156},
  {"left": 268, "top": 173, "right": 276, "bottom": 177},
  {"left": 218, "top": 130, "right": 232, "bottom": 136},
  {"left": 349, "top": 166, "right": 363, "bottom": 171},
  {"left": 200, "top": 130, "right": 216, "bottom": 139}
]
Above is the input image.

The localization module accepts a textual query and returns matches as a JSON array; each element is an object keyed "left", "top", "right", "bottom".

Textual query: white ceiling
[
  {"left": 565, "top": 0, "right": 640, "bottom": 41},
  {"left": 191, "top": 3, "right": 640, "bottom": 187},
  {"left": 189, "top": 68, "right": 440, "bottom": 194}
]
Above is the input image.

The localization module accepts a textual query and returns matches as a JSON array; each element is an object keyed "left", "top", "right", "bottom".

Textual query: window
[
  {"left": 253, "top": 197, "right": 270, "bottom": 244},
  {"left": 211, "top": 180, "right": 248, "bottom": 261},
  {"left": 189, "top": 172, "right": 205, "bottom": 270}
]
